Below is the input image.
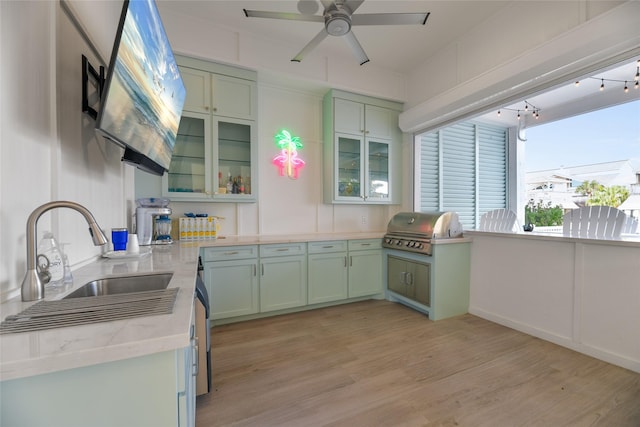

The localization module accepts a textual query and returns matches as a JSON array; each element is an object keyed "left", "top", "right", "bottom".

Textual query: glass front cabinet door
[
  {"left": 324, "top": 90, "right": 401, "bottom": 204},
  {"left": 160, "top": 57, "right": 258, "bottom": 202},
  {"left": 164, "top": 111, "right": 212, "bottom": 199},
  {"left": 164, "top": 116, "right": 256, "bottom": 201}
]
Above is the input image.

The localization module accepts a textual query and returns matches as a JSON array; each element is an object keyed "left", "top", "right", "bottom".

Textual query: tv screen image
[{"left": 96, "top": 0, "right": 186, "bottom": 174}]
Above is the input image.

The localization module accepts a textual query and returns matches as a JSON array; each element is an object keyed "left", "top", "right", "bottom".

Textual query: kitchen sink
[{"left": 63, "top": 272, "right": 173, "bottom": 299}]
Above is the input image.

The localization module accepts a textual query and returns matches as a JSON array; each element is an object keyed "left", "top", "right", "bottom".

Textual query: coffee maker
[{"left": 135, "top": 198, "right": 172, "bottom": 246}]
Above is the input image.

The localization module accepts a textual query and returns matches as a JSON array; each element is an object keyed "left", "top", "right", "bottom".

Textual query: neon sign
[{"left": 272, "top": 129, "right": 305, "bottom": 179}]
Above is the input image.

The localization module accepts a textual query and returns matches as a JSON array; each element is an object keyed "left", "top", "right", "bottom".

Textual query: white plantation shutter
[
  {"left": 419, "top": 132, "right": 440, "bottom": 212},
  {"left": 417, "top": 122, "right": 507, "bottom": 229},
  {"left": 442, "top": 123, "right": 476, "bottom": 227},
  {"left": 478, "top": 124, "right": 507, "bottom": 216}
]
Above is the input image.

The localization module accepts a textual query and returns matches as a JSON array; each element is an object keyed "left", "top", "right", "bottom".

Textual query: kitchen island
[{"left": 466, "top": 230, "right": 640, "bottom": 374}]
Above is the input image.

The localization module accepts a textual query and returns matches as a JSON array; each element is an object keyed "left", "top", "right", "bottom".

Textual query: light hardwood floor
[{"left": 196, "top": 300, "right": 640, "bottom": 426}]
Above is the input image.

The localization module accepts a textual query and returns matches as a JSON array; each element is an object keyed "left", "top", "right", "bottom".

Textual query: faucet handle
[{"left": 37, "top": 254, "right": 52, "bottom": 285}]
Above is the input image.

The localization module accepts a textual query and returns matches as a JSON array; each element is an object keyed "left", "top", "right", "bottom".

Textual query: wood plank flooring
[{"left": 196, "top": 300, "right": 640, "bottom": 426}]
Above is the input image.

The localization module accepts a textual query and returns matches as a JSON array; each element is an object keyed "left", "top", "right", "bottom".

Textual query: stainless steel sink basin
[{"left": 64, "top": 273, "right": 173, "bottom": 299}]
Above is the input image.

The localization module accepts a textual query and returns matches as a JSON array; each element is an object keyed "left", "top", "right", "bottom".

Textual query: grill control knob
[{"left": 396, "top": 240, "right": 403, "bottom": 246}]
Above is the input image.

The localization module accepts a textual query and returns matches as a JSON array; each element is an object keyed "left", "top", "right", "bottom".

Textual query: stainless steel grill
[{"left": 382, "top": 211, "right": 463, "bottom": 255}]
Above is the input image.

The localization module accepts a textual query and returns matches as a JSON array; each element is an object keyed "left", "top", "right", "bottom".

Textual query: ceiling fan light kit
[{"left": 244, "top": 0, "right": 429, "bottom": 65}]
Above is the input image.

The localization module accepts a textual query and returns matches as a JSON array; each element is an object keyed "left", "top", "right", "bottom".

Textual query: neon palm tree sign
[{"left": 272, "top": 129, "right": 305, "bottom": 179}]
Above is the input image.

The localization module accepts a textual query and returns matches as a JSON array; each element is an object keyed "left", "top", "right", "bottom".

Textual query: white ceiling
[
  {"left": 158, "top": 0, "right": 507, "bottom": 74},
  {"left": 158, "top": 0, "right": 640, "bottom": 127}
]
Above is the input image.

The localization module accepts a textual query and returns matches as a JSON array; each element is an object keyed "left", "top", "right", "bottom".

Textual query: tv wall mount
[{"left": 82, "top": 55, "right": 104, "bottom": 120}]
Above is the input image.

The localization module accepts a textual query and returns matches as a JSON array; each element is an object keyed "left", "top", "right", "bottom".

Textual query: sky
[{"left": 524, "top": 99, "right": 640, "bottom": 172}]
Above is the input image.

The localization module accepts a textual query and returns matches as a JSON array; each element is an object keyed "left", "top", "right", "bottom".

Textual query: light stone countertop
[{"left": 0, "top": 232, "right": 385, "bottom": 382}]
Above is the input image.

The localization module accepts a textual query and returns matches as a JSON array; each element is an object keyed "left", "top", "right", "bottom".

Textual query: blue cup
[{"left": 112, "top": 228, "right": 128, "bottom": 251}]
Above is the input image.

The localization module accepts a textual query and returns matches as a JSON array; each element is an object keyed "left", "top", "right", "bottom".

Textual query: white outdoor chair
[
  {"left": 622, "top": 215, "right": 639, "bottom": 234},
  {"left": 479, "top": 209, "right": 519, "bottom": 232},
  {"left": 562, "top": 206, "right": 627, "bottom": 239}
]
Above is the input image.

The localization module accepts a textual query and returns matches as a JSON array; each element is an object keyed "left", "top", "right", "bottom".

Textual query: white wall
[
  {"left": 0, "top": 1, "right": 130, "bottom": 301},
  {"left": 468, "top": 232, "right": 640, "bottom": 373}
]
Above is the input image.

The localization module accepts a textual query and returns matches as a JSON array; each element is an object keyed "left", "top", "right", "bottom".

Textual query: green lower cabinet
[
  {"left": 348, "top": 249, "right": 383, "bottom": 297},
  {"left": 348, "top": 239, "right": 383, "bottom": 298},
  {"left": 260, "top": 254, "right": 307, "bottom": 312},
  {"left": 202, "top": 239, "right": 383, "bottom": 322},
  {"left": 1, "top": 348, "right": 195, "bottom": 427},
  {"left": 205, "top": 258, "right": 259, "bottom": 320},
  {"left": 308, "top": 251, "right": 348, "bottom": 304}
]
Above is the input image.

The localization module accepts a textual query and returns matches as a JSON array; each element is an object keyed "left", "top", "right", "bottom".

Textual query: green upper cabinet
[
  {"left": 161, "top": 56, "right": 258, "bottom": 202},
  {"left": 323, "top": 90, "right": 402, "bottom": 204}
]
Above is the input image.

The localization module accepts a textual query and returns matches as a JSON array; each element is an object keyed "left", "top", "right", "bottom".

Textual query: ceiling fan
[{"left": 243, "top": 0, "right": 430, "bottom": 65}]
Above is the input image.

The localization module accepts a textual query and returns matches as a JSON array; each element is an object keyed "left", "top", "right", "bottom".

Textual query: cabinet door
[
  {"left": 364, "top": 104, "right": 395, "bottom": 140},
  {"left": 387, "top": 255, "right": 408, "bottom": 297},
  {"left": 205, "top": 259, "right": 259, "bottom": 319},
  {"left": 365, "top": 138, "right": 391, "bottom": 201},
  {"left": 334, "top": 98, "right": 364, "bottom": 136},
  {"left": 260, "top": 255, "right": 307, "bottom": 312},
  {"left": 348, "top": 250, "right": 383, "bottom": 298},
  {"left": 214, "top": 117, "right": 257, "bottom": 200},
  {"left": 180, "top": 67, "right": 211, "bottom": 114},
  {"left": 163, "top": 112, "right": 212, "bottom": 199},
  {"left": 308, "top": 252, "right": 348, "bottom": 304},
  {"left": 211, "top": 74, "right": 257, "bottom": 120},
  {"left": 335, "top": 133, "right": 364, "bottom": 201},
  {"left": 410, "top": 261, "right": 431, "bottom": 307}
]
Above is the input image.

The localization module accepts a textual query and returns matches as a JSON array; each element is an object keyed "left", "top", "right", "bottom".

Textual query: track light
[
  {"left": 624, "top": 81, "right": 629, "bottom": 93},
  {"left": 575, "top": 81, "right": 580, "bottom": 87},
  {"left": 600, "top": 79, "right": 605, "bottom": 91}
]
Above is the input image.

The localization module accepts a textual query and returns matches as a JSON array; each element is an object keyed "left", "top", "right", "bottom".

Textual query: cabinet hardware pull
[
  {"left": 224, "top": 251, "right": 239, "bottom": 255},
  {"left": 261, "top": 264, "right": 264, "bottom": 276},
  {"left": 192, "top": 337, "right": 199, "bottom": 376},
  {"left": 276, "top": 248, "right": 289, "bottom": 252},
  {"left": 401, "top": 271, "right": 408, "bottom": 284},
  {"left": 344, "top": 256, "right": 347, "bottom": 267},
  {"left": 350, "top": 256, "right": 353, "bottom": 267},
  {"left": 213, "top": 107, "right": 217, "bottom": 112},
  {"left": 253, "top": 265, "right": 257, "bottom": 276},
  {"left": 322, "top": 245, "right": 334, "bottom": 249},
  {"left": 406, "top": 272, "right": 413, "bottom": 286},
  {"left": 361, "top": 243, "right": 371, "bottom": 246}
]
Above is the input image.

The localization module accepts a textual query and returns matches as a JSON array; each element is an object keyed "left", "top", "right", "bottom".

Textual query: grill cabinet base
[{"left": 384, "top": 241, "right": 470, "bottom": 321}]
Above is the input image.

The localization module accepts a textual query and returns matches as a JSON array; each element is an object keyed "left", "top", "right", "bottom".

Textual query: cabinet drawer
[
  {"left": 202, "top": 245, "right": 258, "bottom": 261},
  {"left": 260, "top": 243, "right": 306, "bottom": 257},
  {"left": 308, "top": 240, "right": 348, "bottom": 254},
  {"left": 348, "top": 239, "right": 382, "bottom": 251}
]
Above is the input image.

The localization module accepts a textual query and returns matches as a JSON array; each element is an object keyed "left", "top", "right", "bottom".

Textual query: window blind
[{"left": 417, "top": 122, "right": 507, "bottom": 229}]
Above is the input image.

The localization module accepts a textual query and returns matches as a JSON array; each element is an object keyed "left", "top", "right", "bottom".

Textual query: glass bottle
[
  {"left": 226, "top": 173, "right": 233, "bottom": 194},
  {"left": 38, "top": 231, "right": 64, "bottom": 286},
  {"left": 232, "top": 177, "right": 239, "bottom": 194},
  {"left": 238, "top": 176, "right": 245, "bottom": 194}
]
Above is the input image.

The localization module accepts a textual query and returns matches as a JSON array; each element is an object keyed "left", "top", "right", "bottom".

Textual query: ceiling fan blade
[
  {"left": 292, "top": 29, "right": 328, "bottom": 62},
  {"left": 243, "top": 9, "right": 324, "bottom": 23},
  {"left": 343, "top": 0, "right": 364, "bottom": 14},
  {"left": 343, "top": 32, "right": 369, "bottom": 65},
  {"left": 352, "top": 12, "right": 430, "bottom": 26}
]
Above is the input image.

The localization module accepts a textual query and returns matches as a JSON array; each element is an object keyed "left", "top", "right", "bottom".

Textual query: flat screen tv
[{"left": 96, "top": 0, "right": 186, "bottom": 176}]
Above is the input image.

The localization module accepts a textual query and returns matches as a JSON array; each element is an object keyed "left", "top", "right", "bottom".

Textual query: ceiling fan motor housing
[{"left": 326, "top": 10, "right": 351, "bottom": 36}]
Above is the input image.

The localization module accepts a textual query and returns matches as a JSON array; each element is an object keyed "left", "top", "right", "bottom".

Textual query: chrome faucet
[{"left": 21, "top": 201, "right": 108, "bottom": 301}]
